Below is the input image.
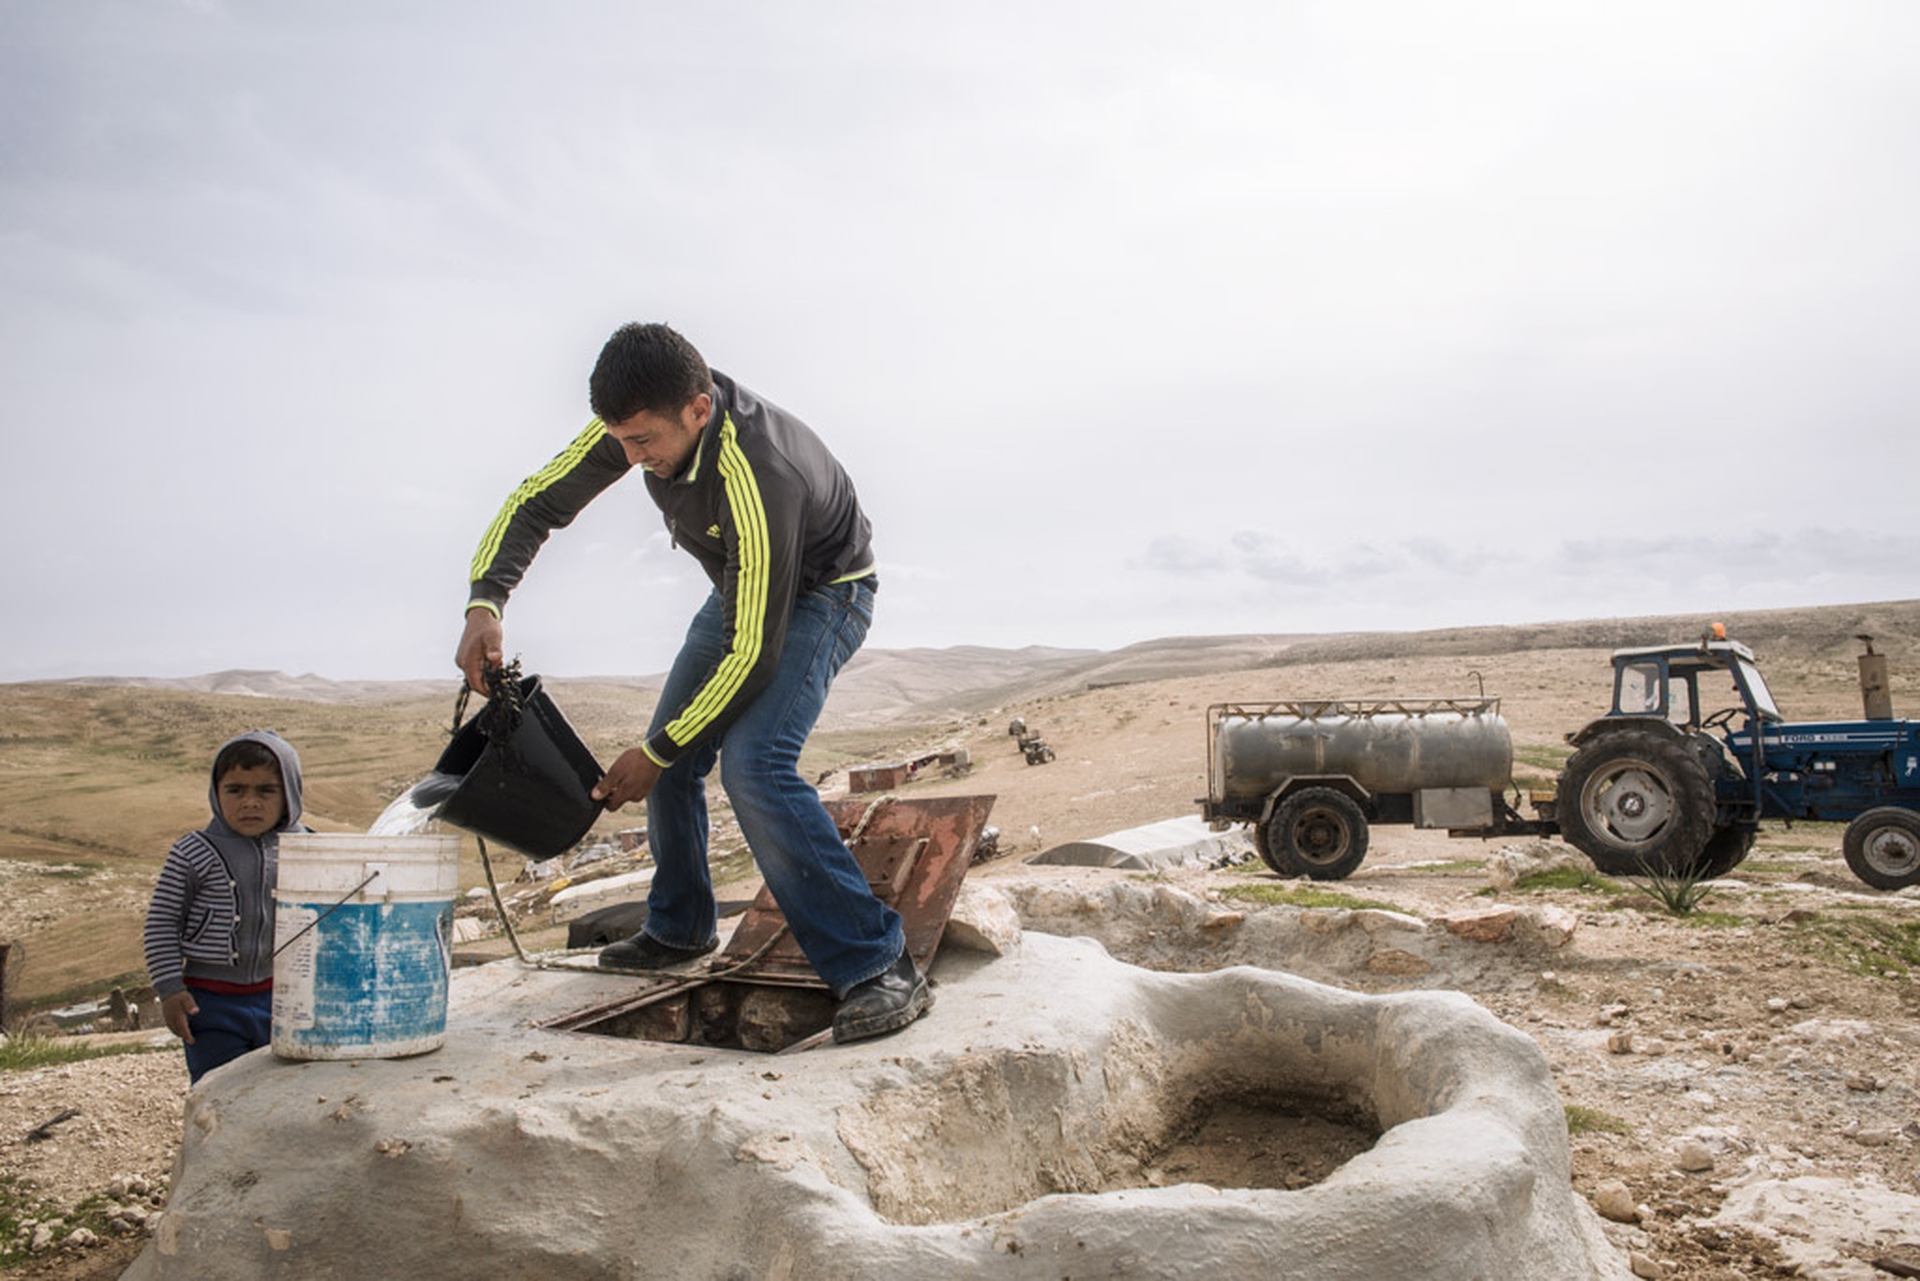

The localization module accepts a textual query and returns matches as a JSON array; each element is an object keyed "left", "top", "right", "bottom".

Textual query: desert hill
[{"left": 46, "top": 596, "right": 1916, "bottom": 721}]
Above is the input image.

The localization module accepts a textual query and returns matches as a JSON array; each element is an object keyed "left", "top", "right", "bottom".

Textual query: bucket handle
[{"left": 272, "top": 870, "right": 379, "bottom": 958}]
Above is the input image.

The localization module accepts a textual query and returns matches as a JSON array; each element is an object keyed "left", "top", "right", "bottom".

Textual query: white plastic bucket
[{"left": 272, "top": 833, "right": 462, "bottom": 1061}]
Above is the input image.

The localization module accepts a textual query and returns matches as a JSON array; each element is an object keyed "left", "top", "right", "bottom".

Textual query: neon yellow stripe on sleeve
[
  {"left": 664, "top": 416, "right": 771, "bottom": 746},
  {"left": 468, "top": 419, "right": 608, "bottom": 582}
]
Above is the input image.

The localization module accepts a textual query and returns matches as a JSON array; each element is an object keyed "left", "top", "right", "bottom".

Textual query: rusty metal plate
[{"left": 716, "top": 794, "right": 997, "bottom": 987}]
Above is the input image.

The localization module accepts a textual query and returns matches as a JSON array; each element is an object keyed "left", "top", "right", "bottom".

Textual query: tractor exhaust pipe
[{"left": 1857, "top": 634, "right": 1894, "bottom": 721}]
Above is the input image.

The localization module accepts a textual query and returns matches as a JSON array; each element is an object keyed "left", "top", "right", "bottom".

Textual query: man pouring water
[{"left": 455, "top": 323, "right": 929, "bottom": 1044}]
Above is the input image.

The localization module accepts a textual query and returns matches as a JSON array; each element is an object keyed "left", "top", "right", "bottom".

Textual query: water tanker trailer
[{"left": 1201, "top": 697, "right": 1552, "bottom": 879}]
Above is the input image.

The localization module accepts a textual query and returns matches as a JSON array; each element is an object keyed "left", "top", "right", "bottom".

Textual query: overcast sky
[{"left": 3, "top": 2, "right": 1915, "bottom": 682}]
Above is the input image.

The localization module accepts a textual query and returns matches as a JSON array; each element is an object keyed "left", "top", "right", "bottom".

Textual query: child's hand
[{"left": 161, "top": 991, "right": 199, "bottom": 1043}]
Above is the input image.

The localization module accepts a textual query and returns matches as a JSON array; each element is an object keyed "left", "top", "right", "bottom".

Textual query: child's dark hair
[
  {"left": 588, "top": 323, "right": 711, "bottom": 423},
  {"left": 214, "top": 737, "right": 281, "bottom": 780}
]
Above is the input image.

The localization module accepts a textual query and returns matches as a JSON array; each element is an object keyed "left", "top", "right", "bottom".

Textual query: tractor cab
[{"left": 1607, "top": 638, "right": 1784, "bottom": 732}]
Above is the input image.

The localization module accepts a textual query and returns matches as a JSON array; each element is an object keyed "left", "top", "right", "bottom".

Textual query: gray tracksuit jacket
[{"left": 465, "top": 371, "right": 875, "bottom": 765}]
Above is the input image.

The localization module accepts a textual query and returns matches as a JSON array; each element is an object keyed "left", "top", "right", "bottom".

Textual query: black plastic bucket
[{"left": 432, "top": 674, "right": 606, "bottom": 861}]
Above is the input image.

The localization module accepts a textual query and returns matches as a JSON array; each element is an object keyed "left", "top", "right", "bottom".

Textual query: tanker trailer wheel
[
  {"left": 1556, "top": 729, "right": 1713, "bottom": 877},
  {"left": 1260, "top": 788, "right": 1370, "bottom": 881},
  {"left": 1842, "top": 807, "right": 1920, "bottom": 890},
  {"left": 1692, "top": 823, "right": 1756, "bottom": 880}
]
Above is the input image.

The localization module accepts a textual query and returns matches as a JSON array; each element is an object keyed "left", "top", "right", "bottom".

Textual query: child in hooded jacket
[{"left": 143, "top": 730, "right": 307, "bottom": 1083}]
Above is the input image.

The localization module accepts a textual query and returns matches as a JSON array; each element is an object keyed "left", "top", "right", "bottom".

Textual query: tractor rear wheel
[
  {"left": 1842, "top": 808, "right": 1920, "bottom": 890},
  {"left": 1557, "top": 729, "right": 1715, "bottom": 876},
  {"left": 1260, "top": 787, "right": 1370, "bottom": 881},
  {"left": 1692, "top": 823, "right": 1756, "bottom": 880}
]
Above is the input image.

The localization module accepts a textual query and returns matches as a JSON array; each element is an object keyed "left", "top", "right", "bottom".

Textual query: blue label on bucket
[{"left": 273, "top": 899, "right": 454, "bottom": 1053}]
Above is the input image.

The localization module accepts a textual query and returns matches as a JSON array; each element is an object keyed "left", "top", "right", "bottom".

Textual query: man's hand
[
  {"left": 592, "top": 748, "right": 663, "bottom": 812},
  {"left": 161, "top": 991, "right": 198, "bottom": 1044},
  {"left": 455, "top": 608, "right": 505, "bottom": 693}
]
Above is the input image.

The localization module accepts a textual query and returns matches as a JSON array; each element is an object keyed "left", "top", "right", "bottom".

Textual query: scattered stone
[
  {"left": 1628, "top": 1251, "right": 1668, "bottom": 1279},
  {"left": 1765, "top": 997, "right": 1790, "bottom": 1013},
  {"left": 941, "top": 883, "right": 1023, "bottom": 956},
  {"left": 1529, "top": 906, "right": 1579, "bottom": 948},
  {"left": 1607, "top": 1032, "right": 1635, "bottom": 1055},
  {"left": 1675, "top": 1140, "right": 1714, "bottom": 1172},
  {"left": 1596, "top": 1004, "right": 1631, "bottom": 1026},
  {"left": 1440, "top": 907, "right": 1516, "bottom": 943},
  {"left": 1353, "top": 908, "right": 1427, "bottom": 936},
  {"left": 1844, "top": 1073, "right": 1882, "bottom": 1092},
  {"left": 1592, "top": 1179, "right": 1641, "bottom": 1223},
  {"left": 1485, "top": 842, "right": 1588, "bottom": 889},
  {"left": 66, "top": 1227, "right": 98, "bottom": 1248}
]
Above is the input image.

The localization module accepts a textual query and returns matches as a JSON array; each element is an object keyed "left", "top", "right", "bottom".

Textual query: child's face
[{"left": 217, "top": 764, "right": 286, "bottom": 838}]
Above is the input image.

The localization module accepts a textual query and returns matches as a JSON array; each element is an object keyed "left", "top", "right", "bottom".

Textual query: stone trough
[{"left": 129, "top": 919, "right": 1623, "bottom": 1278}]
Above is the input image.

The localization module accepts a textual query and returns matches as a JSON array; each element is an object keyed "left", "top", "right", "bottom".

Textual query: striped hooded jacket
[
  {"left": 467, "top": 371, "right": 874, "bottom": 766},
  {"left": 143, "top": 730, "right": 306, "bottom": 999}
]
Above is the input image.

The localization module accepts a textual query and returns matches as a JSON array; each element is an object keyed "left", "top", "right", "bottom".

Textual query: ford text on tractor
[{"left": 1555, "top": 633, "right": 1920, "bottom": 889}]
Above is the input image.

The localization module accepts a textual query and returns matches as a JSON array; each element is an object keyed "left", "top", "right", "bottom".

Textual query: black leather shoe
[
  {"left": 597, "top": 932, "right": 718, "bottom": 973},
  {"left": 831, "top": 954, "right": 932, "bottom": 1043}
]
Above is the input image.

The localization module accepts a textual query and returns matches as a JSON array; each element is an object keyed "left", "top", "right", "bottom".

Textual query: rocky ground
[
  {"left": 4, "top": 610, "right": 1918, "bottom": 1278},
  {"left": 9, "top": 836, "right": 1915, "bottom": 1279}
]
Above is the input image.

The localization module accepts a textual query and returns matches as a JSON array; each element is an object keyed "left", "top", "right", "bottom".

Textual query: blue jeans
[
  {"left": 642, "top": 580, "right": 902, "bottom": 996},
  {"left": 183, "top": 984, "right": 273, "bottom": 1083}
]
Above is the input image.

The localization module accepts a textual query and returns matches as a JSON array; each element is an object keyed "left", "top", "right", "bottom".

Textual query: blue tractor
[{"left": 1554, "top": 633, "right": 1920, "bottom": 889}]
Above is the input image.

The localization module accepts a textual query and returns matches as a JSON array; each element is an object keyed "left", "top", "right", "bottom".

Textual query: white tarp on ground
[{"left": 1027, "top": 815, "right": 1253, "bottom": 870}]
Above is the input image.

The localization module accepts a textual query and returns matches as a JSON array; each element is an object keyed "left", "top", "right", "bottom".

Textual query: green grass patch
[
  {"left": 0, "top": 1034, "right": 165, "bottom": 1074},
  {"left": 1219, "top": 884, "right": 1400, "bottom": 912},
  {"left": 1564, "top": 1105, "right": 1632, "bottom": 1137},
  {"left": 1513, "top": 744, "right": 1573, "bottom": 772},
  {"left": 1788, "top": 916, "right": 1920, "bottom": 978},
  {"left": 1737, "top": 860, "right": 1808, "bottom": 876}
]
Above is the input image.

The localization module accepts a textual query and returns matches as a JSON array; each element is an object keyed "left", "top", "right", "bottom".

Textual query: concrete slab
[{"left": 128, "top": 931, "right": 1624, "bottom": 1279}]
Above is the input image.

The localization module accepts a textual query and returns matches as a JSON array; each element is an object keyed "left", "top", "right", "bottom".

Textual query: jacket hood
[{"left": 206, "top": 730, "right": 305, "bottom": 839}]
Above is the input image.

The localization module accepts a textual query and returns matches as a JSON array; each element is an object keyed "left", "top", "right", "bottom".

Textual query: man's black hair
[
  {"left": 588, "top": 323, "right": 712, "bottom": 423},
  {"left": 214, "top": 737, "right": 281, "bottom": 780}
]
